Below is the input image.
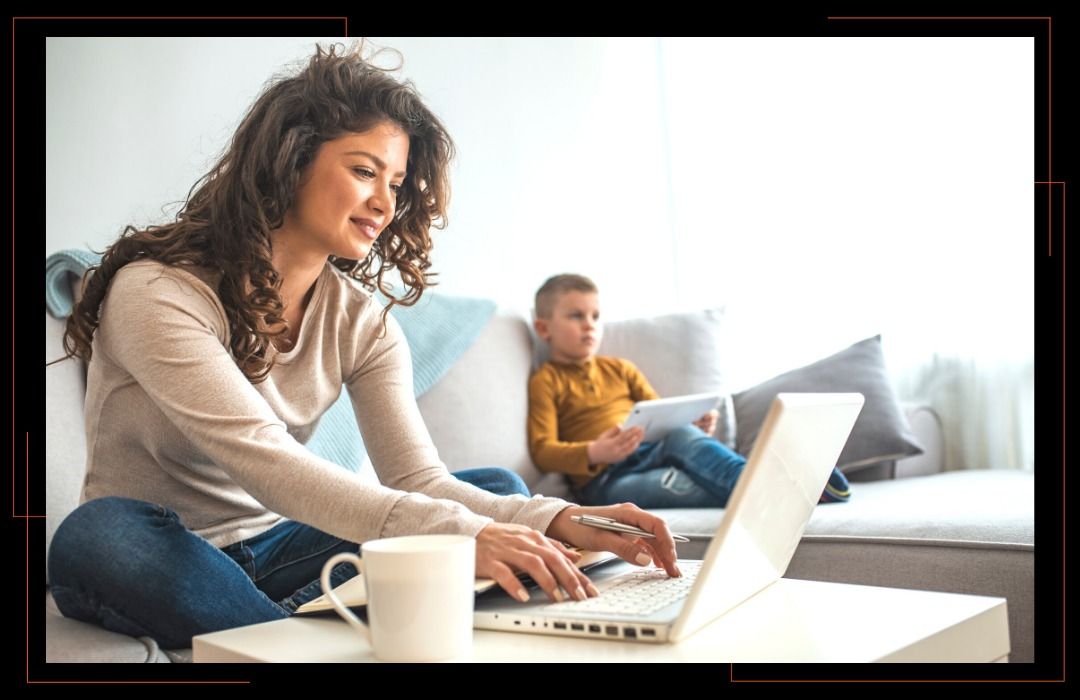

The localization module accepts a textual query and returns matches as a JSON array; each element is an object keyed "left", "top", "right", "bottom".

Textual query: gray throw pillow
[{"left": 733, "top": 336, "right": 923, "bottom": 471}]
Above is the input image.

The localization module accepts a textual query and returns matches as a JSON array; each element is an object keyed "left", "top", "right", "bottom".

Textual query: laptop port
[
  {"left": 553, "top": 622, "right": 567, "bottom": 630},
  {"left": 624, "top": 627, "right": 637, "bottom": 639},
  {"left": 605, "top": 626, "right": 619, "bottom": 636},
  {"left": 588, "top": 624, "right": 601, "bottom": 634},
  {"left": 571, "top": 623, "right": 584, "bottom": 631},
  {"left": 641, "top": 628, "right": 657, "bottom": 637}
]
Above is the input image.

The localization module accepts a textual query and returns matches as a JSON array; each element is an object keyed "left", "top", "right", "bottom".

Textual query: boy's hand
[
  {"left": 587, "top": 425, "right": 645, "bottom": 465},
  {"left": 693, "top": 409, "right": 719, "bottom": 436}
]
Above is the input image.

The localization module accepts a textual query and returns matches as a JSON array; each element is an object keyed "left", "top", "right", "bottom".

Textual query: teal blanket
[{"left": 45, "top": 250, "right": 496, "bottom": 471}]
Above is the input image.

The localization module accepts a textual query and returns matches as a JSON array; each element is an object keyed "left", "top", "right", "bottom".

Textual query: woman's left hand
[{"left": 545, "top": 503, "right": 682, "bottom": 578}]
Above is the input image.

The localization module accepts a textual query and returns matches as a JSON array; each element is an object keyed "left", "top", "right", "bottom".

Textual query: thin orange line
[
  {"left": 829, "top": 16, "right": 1050, "bottom": 20},
  {"left": 1041, "top": 181, "right": 1067, "bottom": 255},
  {"left": 733, "top": 680, "right": 1065, "bottom": 683},
  {"left": 10, "top": 17, "right": 14, "bottom": 524},
  {"left": 24, "top": 491, "right": 27, "bottom": 681},
  {"left": 12, "top": 15, "right": 346, "bottom": 19}
]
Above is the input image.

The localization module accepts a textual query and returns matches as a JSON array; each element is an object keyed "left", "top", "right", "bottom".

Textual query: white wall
[
  {"left": 660, "top": 37, "right": 1033, "bottom": 385},
  {"left": 46, "top": 36, "right": 1033, "bottom": 385},
  {"left": 47, "top": 37, "right": 324, "bottom": 249},
  {"left": 46, "top": 37, "right": 676, "bottom": 318}
]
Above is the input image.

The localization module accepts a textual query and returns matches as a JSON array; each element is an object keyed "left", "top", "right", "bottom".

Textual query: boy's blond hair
[{"left": 534, "top": 274, "right": 598, "bottom": 318}]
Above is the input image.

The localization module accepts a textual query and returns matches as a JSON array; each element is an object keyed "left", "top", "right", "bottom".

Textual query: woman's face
[{"left": 277, "top": 122, "right": 410, "bottom": 263}]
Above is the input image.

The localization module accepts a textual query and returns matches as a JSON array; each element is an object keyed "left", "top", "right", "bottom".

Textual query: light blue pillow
[{"left": 306, "top": 290, "right": 496, "bottom": 471}]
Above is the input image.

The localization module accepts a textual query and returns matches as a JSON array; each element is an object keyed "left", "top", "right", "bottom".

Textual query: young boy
[{"left": 527, "top": 274, "right": 851, "bottom": 509}]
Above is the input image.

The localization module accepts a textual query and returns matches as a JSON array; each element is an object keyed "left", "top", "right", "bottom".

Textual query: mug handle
[{"left": 320, "top": 552, "right": 371, "bottom": 643}]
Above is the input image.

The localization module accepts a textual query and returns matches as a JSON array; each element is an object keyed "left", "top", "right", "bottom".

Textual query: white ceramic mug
[{"left": 320, "top": 534, "right": 475, "bottom": 662}]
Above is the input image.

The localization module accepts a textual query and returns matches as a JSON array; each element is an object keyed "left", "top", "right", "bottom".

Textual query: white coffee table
[{"left": 193, "top": 578, "right": 1009, "bottom": 663}]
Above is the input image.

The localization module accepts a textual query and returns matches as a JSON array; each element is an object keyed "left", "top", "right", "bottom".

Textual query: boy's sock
[{"left": 818, "top": 467, "right": 851, "bottom": 503}]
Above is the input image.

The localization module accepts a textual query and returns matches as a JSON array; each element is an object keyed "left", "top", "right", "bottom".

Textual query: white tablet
[{"left": 621, "top": 392, "right": 723, "bottom": 442}]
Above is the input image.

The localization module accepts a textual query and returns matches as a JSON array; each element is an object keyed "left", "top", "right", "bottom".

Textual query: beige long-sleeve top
[{"left": 81, "top": 259, "right": 571, "bottom": 549}]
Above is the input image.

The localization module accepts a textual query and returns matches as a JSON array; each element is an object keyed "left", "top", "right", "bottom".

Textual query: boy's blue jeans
[
  {"left": 577, "top": 425, "right": 747, "bottom": 509},
  {"left": 47, "top": 467, "right": 529, "bottom": 650}
]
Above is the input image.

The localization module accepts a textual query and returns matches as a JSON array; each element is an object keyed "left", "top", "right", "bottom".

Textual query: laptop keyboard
[{"left": 543, "top": 560, "right": 702, "bottom": 617}]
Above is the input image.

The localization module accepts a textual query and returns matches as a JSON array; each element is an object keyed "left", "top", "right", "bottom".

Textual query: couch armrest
[{"left": 895, "top": 403, "right": 944, "bottom": 479}]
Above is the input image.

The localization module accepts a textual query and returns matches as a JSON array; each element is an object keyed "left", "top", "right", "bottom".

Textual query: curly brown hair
[{"left": 54, "top": 39, "right": 455, "bottom": 383}]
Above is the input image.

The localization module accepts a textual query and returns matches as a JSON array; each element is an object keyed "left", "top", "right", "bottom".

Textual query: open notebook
[{"left": 295, "top": 548, "right": 618, "bottom": 614}]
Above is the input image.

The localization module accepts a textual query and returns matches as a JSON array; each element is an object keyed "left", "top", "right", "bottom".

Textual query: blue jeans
[
  {"left": 47, "top": 467, "right": 529, "bottom": 650},
  {"left": 578, "top": 425, "right": 747, "bottom": 509}
]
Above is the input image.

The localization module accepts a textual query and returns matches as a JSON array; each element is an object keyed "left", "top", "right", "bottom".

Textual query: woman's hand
[
  {"left": 476, "top": 522, "right": 600, "bottom": 604},
  {"left": 545, "top": 503, "right": 682, "bottom": 578},
  {"left": 693, "top": 409, "right": 719, "bottom": 436},
  {"left": 587, "top": 425, "right": 645, "bottom": 465}
]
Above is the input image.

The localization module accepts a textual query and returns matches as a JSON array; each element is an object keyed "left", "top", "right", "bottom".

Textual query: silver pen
[{"left": 570, "top": 514, "right": 691, "bottom": 542}]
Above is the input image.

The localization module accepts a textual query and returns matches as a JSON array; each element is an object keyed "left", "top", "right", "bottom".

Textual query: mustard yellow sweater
[{"left": 527, "top": 356, "right": 659, "bottom": 488}]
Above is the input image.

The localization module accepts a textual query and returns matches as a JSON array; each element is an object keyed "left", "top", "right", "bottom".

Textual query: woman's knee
[{"left": 48, "top": 497, "right": 176, "bottom": 586}]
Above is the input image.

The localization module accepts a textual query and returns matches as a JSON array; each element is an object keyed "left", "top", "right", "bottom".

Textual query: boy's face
[{"left": 535, "top": 291, "right": 602, "bottom": 364}]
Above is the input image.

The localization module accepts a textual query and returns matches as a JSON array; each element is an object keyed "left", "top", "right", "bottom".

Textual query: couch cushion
[
  {"left": 801, "top": 470, "right": 1033, "bottom": 544},
  {"left": 304, "top": 287, "right": 497, "bottom": 473},
  {"left": 45, "top": 591, "right": 179, "bottom": 662},
  {"left": 418, "top": 313, "right": 540, "bottom": 486},
  {"left": 596, "top": 308, "right": 735, "bottom": 447},
  {"left": 654, "top": 470, "right": 1033, "bottom": 545},
  {"left": 45, "top": 313, "right": 88, "bottom": 580},
  {"left": 733, "top": 335, "right": 923, "bottom": 472}
]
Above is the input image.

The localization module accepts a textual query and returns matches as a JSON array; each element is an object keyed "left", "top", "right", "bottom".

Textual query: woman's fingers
[
  {"left": 545, "top": 538, "right": 600, "bottom": 597},
  {"left": 488, "top": 559, "right": 532, "bottom": 603},
  {"left": 529, "top": 534, "right": 592, "bottom": 602},
  {"left": 492, "top": 535, "right": 583, "bottom": 603},
  {"left": 516, "top": 551, "right": 564, "bottom": 601},
  {"left": 579, "top": 504, "right": 680, "bottom": 577},
  {"left": 477, "top": 524, "right": 602, "bottom": 604},
  {"left": 547, "top": 537, "right": 583, "bottom": 563},
  {"left": 618, "top": 508, "right": 680, "bottom": 577}
]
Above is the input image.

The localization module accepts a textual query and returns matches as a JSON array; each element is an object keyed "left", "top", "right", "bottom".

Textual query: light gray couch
[{"left": 44, "top": 307, "right": 1034, "bottom": 663}]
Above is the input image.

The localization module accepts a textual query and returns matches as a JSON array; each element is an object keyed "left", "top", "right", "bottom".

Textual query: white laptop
[
  {"left": 474, "top": 392, "right": 865, "bottom": 643},
  {"left": 621, "top": 392, "right": 722, "bottom": 442}
]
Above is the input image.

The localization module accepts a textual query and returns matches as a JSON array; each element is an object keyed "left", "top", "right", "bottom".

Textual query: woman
[{"left": 47, "top": 41, "right": 679, "bottom": 650}]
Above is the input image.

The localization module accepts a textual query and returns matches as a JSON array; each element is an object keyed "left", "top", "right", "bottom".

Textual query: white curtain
[{"left": 656, "top": 37, "right": 1034, "bottom": 472}]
